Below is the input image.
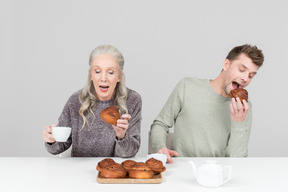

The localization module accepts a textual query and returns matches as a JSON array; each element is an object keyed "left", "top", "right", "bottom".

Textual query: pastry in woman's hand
[{"left": 100, "top": 106, "right": 120, "bottom": 125}]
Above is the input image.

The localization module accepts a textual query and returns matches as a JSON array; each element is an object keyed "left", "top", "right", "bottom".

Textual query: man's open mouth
[{"left": 232, "top": 81, "right": 240, "bottom": 89}]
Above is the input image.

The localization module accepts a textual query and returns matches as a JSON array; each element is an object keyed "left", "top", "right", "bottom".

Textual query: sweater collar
[
  {"left": 97, "top": 98, "right": 114, "bottom": 104},
  {"left": 206, "top": 79, "right": 231, "bottom": 102}
]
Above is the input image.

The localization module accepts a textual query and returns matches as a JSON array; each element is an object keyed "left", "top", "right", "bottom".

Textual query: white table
[{"left": 0, "top": 157, "right": 287, "bottom": 192}]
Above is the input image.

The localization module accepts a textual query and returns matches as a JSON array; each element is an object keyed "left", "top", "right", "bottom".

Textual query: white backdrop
[{"left": 0, "top": 0, "right": 287, "bottom": 157}]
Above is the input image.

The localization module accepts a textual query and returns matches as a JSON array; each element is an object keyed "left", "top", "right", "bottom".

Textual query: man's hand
[
  {"left": 229, "top": 97, "right": 249, "bottom": 122},
  {"left": 158, "top": 147, "right": 179, "bottom": 164}
]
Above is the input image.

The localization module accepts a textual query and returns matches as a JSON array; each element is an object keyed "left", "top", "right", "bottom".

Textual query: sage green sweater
[{"left": 150, "top": 77, "right": 252, "bottom": 157}]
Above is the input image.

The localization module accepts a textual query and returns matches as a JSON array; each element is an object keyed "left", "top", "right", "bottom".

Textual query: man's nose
[
  {"left": 241, "top": 77, "right": 247, "bottom": 82},
  {"left": 240, "top": 74, "right": 248, "bottom": 85}
]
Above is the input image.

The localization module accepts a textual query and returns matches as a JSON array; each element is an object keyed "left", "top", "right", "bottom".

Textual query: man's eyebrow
[
  {"left": 239, "top": 64, "right": 258, "bottom": 76},
  {"left": 240, "top": 64, "right": 248, "bottom": 69}
]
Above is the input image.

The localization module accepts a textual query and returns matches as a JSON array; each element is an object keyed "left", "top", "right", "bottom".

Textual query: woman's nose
[{"left": 100, "top": 73, "right": 107, "bottom": 81}]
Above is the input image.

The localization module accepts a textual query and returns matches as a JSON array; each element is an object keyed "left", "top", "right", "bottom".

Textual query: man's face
[{"left": 223, "top": 53, "right": 259, "bottom": 96}]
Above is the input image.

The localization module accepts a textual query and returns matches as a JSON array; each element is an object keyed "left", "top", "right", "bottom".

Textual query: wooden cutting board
[{"left": 97, "top": 173, "right": 162, "bottom": 184}]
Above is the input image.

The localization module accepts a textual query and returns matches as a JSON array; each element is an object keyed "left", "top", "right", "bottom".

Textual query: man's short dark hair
[{"left": 226, "top": 44, "right": 264, "bottom": 68}]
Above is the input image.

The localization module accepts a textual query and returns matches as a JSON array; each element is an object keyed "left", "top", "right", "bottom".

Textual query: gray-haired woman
[{"left": 42, "top": 45, "right": 142, "bottom": 157}]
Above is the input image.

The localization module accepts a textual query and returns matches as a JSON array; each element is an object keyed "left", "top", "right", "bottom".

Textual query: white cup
[
  {"left": 52, "top": 127, "right": 71, "bottom": 142},
  {"left": 147, "top": 153, "right": 167, "bottom": 166}
]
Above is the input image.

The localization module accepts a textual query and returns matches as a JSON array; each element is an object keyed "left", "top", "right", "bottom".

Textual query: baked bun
[
  {"left": 96, "top": 158, "right": 116, "bottom": 172},
  {"left": 128, "top": 162, "right": 154, "bottom": 179},
  {"left": 100, "top": 163, "right": 127, "bottom": 178},
  {"left": 100, "top": 106, "right": 120, "bottom": 125},
  {"left": 229, "top": 88, "right": 248, "bottom": 102},
  {"left": 121, "top": 160, "right": 137, "bottom": 172},
  {"left": 145, "top": 158, "right": 166, "bottom": 174}
]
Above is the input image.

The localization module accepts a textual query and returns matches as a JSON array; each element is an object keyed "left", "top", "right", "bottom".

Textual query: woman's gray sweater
[{"left": 45, "top": 88, "right": 142, "bottom": 157}]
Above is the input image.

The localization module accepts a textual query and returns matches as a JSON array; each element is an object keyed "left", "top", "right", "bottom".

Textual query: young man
[{"left": 150, "top": 44, "right": 264, "bottom": 163}]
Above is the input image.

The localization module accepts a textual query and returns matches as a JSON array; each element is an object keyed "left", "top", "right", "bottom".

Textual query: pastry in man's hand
[
  {"left": 100, "top": 106, "right": 120, "bottom": 125},
  {"left": 145, "top": 158, "right": 166, "bottom": 174},
  {"left": 229, "top": 88, "right": 248, "bottom": 103}
]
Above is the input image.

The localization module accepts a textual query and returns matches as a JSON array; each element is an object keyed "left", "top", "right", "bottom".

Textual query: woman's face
[{"left": 90, "top": 54, "right": 121, "bottom": 101}]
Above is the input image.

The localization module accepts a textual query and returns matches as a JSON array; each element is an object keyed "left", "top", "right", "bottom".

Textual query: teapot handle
[
  {"left": 223, "top": 165, "right": 232, "bottom": 184},
  {"left": 189, "top": 161, "right": 197, "bottom": 179}
]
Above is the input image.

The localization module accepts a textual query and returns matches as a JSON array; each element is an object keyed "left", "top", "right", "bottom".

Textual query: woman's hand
[
  {"left": 42, "top": 124, "right": 56, "bottom": 143},
  {"left": 158, "top": 147, "right": 179, "bottom": 164},
  {"left": 112, "top": 114, "right": 131, "bottom": 140}
]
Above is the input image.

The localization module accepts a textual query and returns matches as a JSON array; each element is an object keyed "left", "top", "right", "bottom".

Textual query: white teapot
[{"left": 189, "top": 160, "right": 232, "bottom": 188}]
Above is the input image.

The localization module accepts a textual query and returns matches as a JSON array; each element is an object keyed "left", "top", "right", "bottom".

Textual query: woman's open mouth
[{"left": 99, "top": 86, "right": 109, "bottom": 92}]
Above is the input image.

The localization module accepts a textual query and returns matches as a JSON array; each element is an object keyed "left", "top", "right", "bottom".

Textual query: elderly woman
[{"left": 42, "top": 45, "right": 142, "bottom": 157}]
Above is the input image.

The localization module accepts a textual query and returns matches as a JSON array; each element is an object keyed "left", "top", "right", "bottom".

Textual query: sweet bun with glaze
[
  {"left": 96, "top": 158, "right": 116, "bottom": 172},
  {"left": 100, "top": 106, "right": 120, "bottom": 125},
  {"left": 145, "top": 158, "right": 166, "bottom": 174},
  {"left": 100, "top": 163, "right": 127, "bottom": 178},
  {"left": 121, "top": 160, "right": 137, "bottom": 172},
  {"left": 128, "top": 162, "right": 154, "bottom": 179},
  {"left": 229, "top": 88, "right": 248, "bottom": 102}
]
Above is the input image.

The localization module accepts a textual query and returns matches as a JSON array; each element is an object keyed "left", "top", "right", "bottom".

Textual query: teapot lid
[{"left": 199, "top": 160, "right": 222, "bottom": 172}]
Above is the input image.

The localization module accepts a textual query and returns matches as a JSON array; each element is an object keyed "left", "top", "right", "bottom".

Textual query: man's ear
[{"left": 222, "top": 59, "right": 230, "bottom": 71}]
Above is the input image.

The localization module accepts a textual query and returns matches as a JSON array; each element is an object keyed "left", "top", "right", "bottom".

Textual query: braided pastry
[
  {"left": 121, "top": 160, "right": 137, "bottom": 172},
  {"left": 128, "top": 162, "right": 154, "bottom": 179},
  {"left": 96, "top": 158, "right": 116, "bottom": 172},
  {"left": 145, "top": 158, "right": 166, "bottom": 174},
  {"left": 100, "top": 163, "right": 127, "bottom": 178}
]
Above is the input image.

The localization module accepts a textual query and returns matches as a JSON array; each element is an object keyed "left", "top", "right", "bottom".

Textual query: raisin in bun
[
  {"left": 100, "top": 106, "right": 120, "bottom": 125},
  {"left": 145, "top": 158, "right": 166, "bottom": 174},
  {"left": 128, "top": 162, "right": 154, "bottom": 179},
  {"left": 96, "top": 158, "right": 116, "bottom": 172},
  {"left": 100, "top": 163, "right": 127, "bottom": 178},
  {"left": 229, "top": 88, "right": 248, "bottom": 102},
  {"left": 121, "top": 160, "right": 137, "bottom": 172}
]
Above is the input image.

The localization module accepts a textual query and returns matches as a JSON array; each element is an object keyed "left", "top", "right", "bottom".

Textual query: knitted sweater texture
[
  {"left": 150, "top": 78, "right": 252, "bottom": 157},
  {"left": 45, "top": 88, "right": 142, "bottom": 157}
]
